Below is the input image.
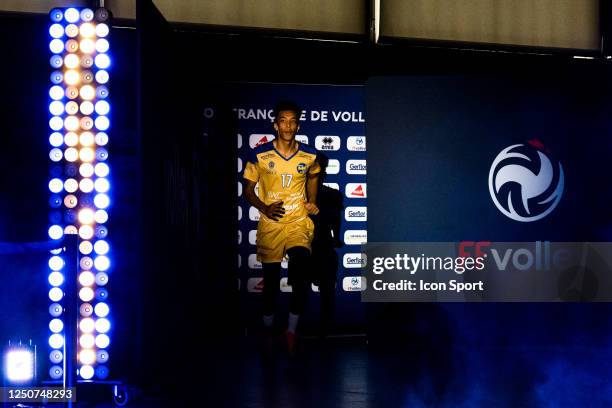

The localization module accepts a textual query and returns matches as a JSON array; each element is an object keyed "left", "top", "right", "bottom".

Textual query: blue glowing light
[
  {"left": 48, "top": 271, "right": 65, "bottom": 286},
  {"left": 49, "top": 9, "right": 63, "bottom": 23},
  {"left": 48, "top": 225, "right": 63, "bottom": 240},
  {"left": 49, "top": 318, "right": 64, "bottom": 333},
  {"left": 48, "top": 334, "right": 64, "bottom": 349},
  {"left": 94, "top": 54, "right": 111, "bottom": 69}
]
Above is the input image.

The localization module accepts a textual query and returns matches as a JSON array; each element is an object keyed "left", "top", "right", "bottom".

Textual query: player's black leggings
[{"left": 262, "top": 246, "right": 310, "bottom": 316}]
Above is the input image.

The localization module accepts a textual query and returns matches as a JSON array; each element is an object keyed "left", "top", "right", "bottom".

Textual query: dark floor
[{"left": 55, "top": 333, "right": 612, "bottom": 408}]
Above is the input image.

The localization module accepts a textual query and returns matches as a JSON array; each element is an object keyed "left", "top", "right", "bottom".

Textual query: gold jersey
[{"left": 243, "top": 141, "right": 320, "bottom": 223}]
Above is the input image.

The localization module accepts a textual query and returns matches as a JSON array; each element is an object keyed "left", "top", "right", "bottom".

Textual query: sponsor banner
[
  {"left": 326, "top": 159, "right": 340, "bottom": 175},
  {"left": 345, "top": 206, "right": 367, "bottom": 221},
  {"left": 280, "top": 277, "right": 293, "bottom": 292},
  {"left": 315, "top": 135, "right": 341, "bottom": 151},
  {"left": 347, "top": 136, "right": 366, "bottom": 151},
  {"left": 344, "top": 230, "right": 367, "bottom": 245},
  {"left": 248, "top": 254, "right": 262, "bottom": 269},
  {"left": 248, "top": 230, "right": 257, "bottom": 245},
  {"left": 346, "top": 159, "right": 366, "bottom": 175},
  {"left": 247, "top": 277, "right": 264, "bottom": 293},
  {"left": 249, "top": 134, "right": 275, "bottom": 148},
  {"left": 343, "top": 276, "right": 366, "bottom": 292},
  {"left": 237, "top": 133, "right": 242, "bottom": 149},
  {"left": 238, "top": 157, "right": 243, "bottom": 173},
  {"left": 249, "top": 206, "right": 260, "bottom": 221},
  {"left": 345, "top": 183, "right": 366, "bottom": 198},
  {"left": 324, "top": 182, "right": 340, "bottom": 190},
  {"left": 296, "top": 135, "right": 309, "bottom": 144},
  {"left": 343, "top": 253, "right": 367, "bottom": 268}
]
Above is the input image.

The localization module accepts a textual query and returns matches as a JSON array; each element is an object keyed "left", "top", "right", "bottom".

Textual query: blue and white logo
[{"left": 488, "top": 142, "right": 564, "bottom": 222}]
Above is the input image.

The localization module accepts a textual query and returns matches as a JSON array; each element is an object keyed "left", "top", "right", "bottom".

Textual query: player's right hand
[{"left": 264, "top": 201, "right": 285, "bottom": 221}]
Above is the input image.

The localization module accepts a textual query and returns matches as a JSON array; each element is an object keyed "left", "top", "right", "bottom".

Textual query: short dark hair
[{"left": 273, "top": 100, "right": 302, "bottom": 123}]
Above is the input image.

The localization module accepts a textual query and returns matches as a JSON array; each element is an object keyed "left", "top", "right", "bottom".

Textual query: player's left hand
[{"left": 304, "top": 202, "right": 320, "bottom": 215}]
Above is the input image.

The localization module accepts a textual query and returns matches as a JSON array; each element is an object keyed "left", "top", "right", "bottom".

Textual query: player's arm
[{"left": 244, "top": 179, "right": 285, "bottom": 221}]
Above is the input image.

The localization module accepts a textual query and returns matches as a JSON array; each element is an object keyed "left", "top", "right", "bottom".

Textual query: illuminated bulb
[
  {"left": 94, "top": 54, "right": 110, "bottom": 69},
  {"left": 95, "top": 70, "right": 109, "bottom": 84},
  {"left": 49, "top": 148, "right": 62, "bottom": 162},
  {"left": 48, "top": 256, "right": 64, "bottom": 271},
  {"left": 79, "top": 271, "right": 95, "bottom": 286},
  {"left": 50, "top": 71, "right": 63, "bottom": 84},
  {"left": 96, "top": 24, "right": 109, "bottom": 38},
  {"left": 65, "top": 39, "right": 79, "bottom": 53},
  {"left": 95, "top": 132, "right": 108, "bottom": 146},
  {"left": 79, "top": 334, "right": 95, "bottom": 348},
  {"left": 80, "top": 132, "right": 94, "bottom": 146},
  {"left": 49, "top": 132, "right": 63, "bottom": 147},
  {"left": 95, "top": 101, "right": 110, "bottom": 115},
  {"left": 94, "top": 178, "right": 109, "bottom": 193},
  {"left": 79, "top": 178, "right": 94, "bottom": 193},
  {"left": 49, "top": 287, "right": 63, "bottom": 302},
  {"left": 78, "top": 208, "right": 95, "bottom": 224},
  {"left": 49, "top": 39, "right": 64, "bottom": 54},
  {"left": 64, "top": 194, "right": 77, "bottom": 208},
  {"left": 64, "top": 8, "right": 79, "bottom": 23},
  {"left": 49, "top": 319, "right": 63, "bottom": 333},
  {"left": 95, "top": 116, "right": 109, "bottom": 131},
  {"left": 64, "top": 116, "right": 79, "bottom": 131},
  {"left": 79, "top": 288, "right": 94, "bottom": 303},
  {"left": 94, "top": 194, "right": 110, "bottom": 209},
  {"left": 49, "top": 86, "right": 64, "bottom": 100},
  {"left": 79, "top": 318, "right": 95, "bottom": 333},
  {"left": 65, "top": 87, "right": 79, "bottom": 100},
  {"left": 64, "top": 132, "right": 78, "bottom": 146},
  {"left": 80, "top": 147, "right": 95, "bottom": 162},
  {"left": 65, "top": 24, "right": 79, "bottom": 38},
  {"left": 95, "top": 334, "right": 110, "bottom": 348},
  {"left": 48, "top": 178, "right": 63, "bottom": 193},
  {"left": 64, "top": 225, "right": 78, "bottom": 235},
  {"left": 80, "top": 85, "right": 95, "bottom": 100},
  {"left": 80, "top": 365, "right": 94, "bottom": 380},
  {"left": 95, "top": 163, "right": 109, "bottom": 177},
  {"left": 64, "top": 54, "right": 79, "bottom": 69},
  {"left": 80, "top": 38, "right": 95, "bottom": 54},
  {"left": 79, "top": 163, "right": 94, "bottom": 177},
  {"left": 80, "top": 8, "right": 94, "bottom": 22},
  {"left": 79, "top": 225, "right": 94, "bottom": 240},
  {"left": 48, "top": 225, "right": 63, "bottom": 240},
  {"left": 95, "top": 318, "right": 110, "bottom": 333},
  {"left": 49, "top": 117, "right": 63, "bottom": 131},
  {"left": 80, "top": 101, "right": 94, "bottom": 115},
  {"left": 79, "top": 241, "right": 93, "bottom": 255},
  {"left": 95, "top": 39, "right": 109, "bottom": 53},
  {"left": 94, "top": 256, "right": 110, "bottom": 271},
  {"left": 94, "top": 210, "right": 108, "bottom": 224},
  {"left": 49, "top": 24, "right": 64, "bottom": 38},
  {"left": 65, "top": 101, "right": 79, "bottom": 115},
  {"left": 80, "top": 22, "right": 95, "bottom": 37},
  {"left": 94, "top": 240, "right": 109, "bottom": 255},
  {"left": 80, "top": 116, "right": 94, "bottom": 130},
  {"left": 64, "top": 147, "right": 78, "bottom": 162},
  {"left": 79, "top": 349, "right": 96, "bottom": 365},
  {"left": 49, "top": 101, "right": 64, "bottom": 116},
  {"left": 49, "top": 334, "right": 64, "bottom": 349},
  {"left": 81, "top": 71, "right": 94, "bottom": 83},
  {"left": 48, "top": 271, "right": 64, "bottom": 286},
  {"left": 81, "top": 55, "right": 94, "bottom": 68},
  {"left": 49, "top": 55, "right": 63, "bottom": 69},
  {"left": 95, "top": 303, "right": 110, "bottom": 317},
  {"left": 96, "top": 272, "right": 108, "bottom": 286},
  {"left": 64, "top": 178, "right": 78, "bottom": 193},
  {"left": 64, "top": 69, "right": 80, "bottom": 85}
]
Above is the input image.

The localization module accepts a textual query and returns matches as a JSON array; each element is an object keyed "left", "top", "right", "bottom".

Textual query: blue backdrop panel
[{"left": 206, "top": 82, "right": 367, "bottom": 333}]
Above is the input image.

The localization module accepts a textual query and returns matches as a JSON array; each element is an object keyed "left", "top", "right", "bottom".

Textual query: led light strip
[{"left": 47, "top": 6, "right": 112, "bottom": 382}]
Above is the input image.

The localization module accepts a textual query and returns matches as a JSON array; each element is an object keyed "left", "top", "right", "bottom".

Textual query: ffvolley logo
[{"left": 488, "top": 140, "right": 564, "bottom": 222}]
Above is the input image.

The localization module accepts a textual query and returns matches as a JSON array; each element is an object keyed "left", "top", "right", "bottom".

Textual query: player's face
[{"left": 274, "top": 110, "right": 300, "bottom": 142}]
